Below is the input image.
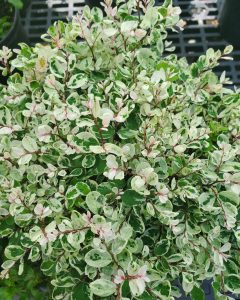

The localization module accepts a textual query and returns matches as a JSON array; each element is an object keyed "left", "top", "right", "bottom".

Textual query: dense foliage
[{"left": 0, "top": 0, "right": 240, "bottom": 299}]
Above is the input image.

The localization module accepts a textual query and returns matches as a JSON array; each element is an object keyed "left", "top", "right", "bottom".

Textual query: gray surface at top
[{"left": 21, "top": 0, "right": 240, "bottom": 86}]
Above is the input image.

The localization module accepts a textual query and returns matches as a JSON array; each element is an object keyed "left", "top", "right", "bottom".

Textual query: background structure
[{"left": 21, "top": 0, "right": 240, "bottom": 86}]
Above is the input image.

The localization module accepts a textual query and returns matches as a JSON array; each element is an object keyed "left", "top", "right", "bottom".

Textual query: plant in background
[
  {"left": 0, "top": 0, "right": 239, "bottom": 299},
  {"left": 0, "top": 0, "right": 23, "bottom": 41},
  {"left": 0, "top": 263, "right": 50, "bottom": 300},
  {"left": 8, "top": 0, "right": 23, "bottom": 9},
  {"left": 0, "top": 16, "right": 12, "bottom": 41}
]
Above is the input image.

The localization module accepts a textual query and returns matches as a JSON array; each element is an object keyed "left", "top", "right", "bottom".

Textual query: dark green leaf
[
  {"left": 72, "top": 282, "right": 91, "bottom": 300},
  {"left": 122, "top": 189, "right": 145, "bottom": 206},
  {"left": 191, "top": 286, "right": 204, "bottom": 300}
]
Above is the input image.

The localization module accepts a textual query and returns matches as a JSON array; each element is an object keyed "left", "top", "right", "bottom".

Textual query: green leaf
[
  {"left": 66, "top": 186, "right": 80, "bottom": 209},
  {"left": 52, "top": 276, "right": 76, "bottom": 288},
  {"left": 118, "top": 128, "right": 137, "bottom": 139},
  {"left": 219, "top": 191, "right": 240, "bottom": 205},
  {"left": 151, "top": 280, "right": 171, "bottom": 298},
  {"left": 49, "top": 57, "right": 66, "bottom": 78},
  {"left": 199, "top": 192, "right": 215, "bottom": 211},
  {"left": 222, "top": 202, "right": 238, "bottom": 216},
  {"left": 91, "top": 7, "right": 103, "bottom": 22},
  {"left": 0, "top": 287, "right": 13, "bottom": 300},
  {"left": 97, "top": 182, "right": 114, "bottom": 195},
  {"left": 41, "top": 260, "right": 56, "bottom": 276},
  {"left": 69, "top": 168, "right": 83, "bottom": 177},
  {"left": 157, "top": 39, "right": 164, "bottom": 55},
  {"left": 122, "top": 189, "right": 145, "bottom": 206},
  {"left": 111, "top": 237, "right": 127, "bottom": 255},
  {"left": 86, "top": 191, "right": 105, "bottom": 214},
  {"left": 154, "top": 239, "right": 170, "bottom": 256},
  {"left": 138, "top": 292, "right": 156, "bottom": 300},
  {"left": 68, "top": 54, "right": 76, "bottom": 71},
  {"left": 22, "top": 136, "right": 38, "bottom": 153},
  {"left": 121, "top": 21, "right": 138, "bottom": 33},
  {"left": 82, "top": 154, "right": 96, "bottom": 168},
  {"left": 76, "top": 182, "right": 91, "bottom": 196},
  {"left": 212, "top": 278, "right": 228, "bottom": 300},
  {"left": 8, "top": 0, "right": 23, "bottom": 9},
  {"left": 137, "top": 48, "right": 155, "bottom": 69},
  {"left": 90, "top": 279, "right": 116, "bottom": 297},
  {"left": 72, "top": 283, "right": 91, "bottom": 300},
  {"left": 224, "top": 45, "right": 233, "bottom": 55},
  {"left": 85, "top": 249, "right": 112, "bottom": 268},
  {"left": 4, "top": 245, "right": 25, "bottom": 260},
  {"left": 129, "top": 211, "right": 145, "bottom": 233},
  {"left": 103, "top": 28, "right": 118, "bottom": 37},
  {"left": 182, "top": 273, "right": 194, "bottom": 293},
  {"left": 141, "top": 7, "right": 159, "bottom": 28},
  {"left": 1, "top": 260, "right": 15, "bottom": 269},
  {"left": 191, "top": 286, "right": 204, "bottom": 300},
  {"left": 225, "top": 275, "right": 240, "bottom": 293},
  {"left": 66, "top": 186, "right": 80, "bottom": 200},
  {"left": 157, "top": 157, "right": 168, "bottom": 174},
  {"left": 68, "top": 73, "right": 88, "bottom": 89}
]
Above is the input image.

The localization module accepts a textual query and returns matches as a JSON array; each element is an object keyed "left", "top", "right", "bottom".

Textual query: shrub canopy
[{"left": 0, "top": 0, "right": 240, "bottom": 299}]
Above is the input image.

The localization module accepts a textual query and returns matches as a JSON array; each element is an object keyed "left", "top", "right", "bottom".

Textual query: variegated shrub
[{"left": 0, "top": 0, "right": 240, "bottom": 299}]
